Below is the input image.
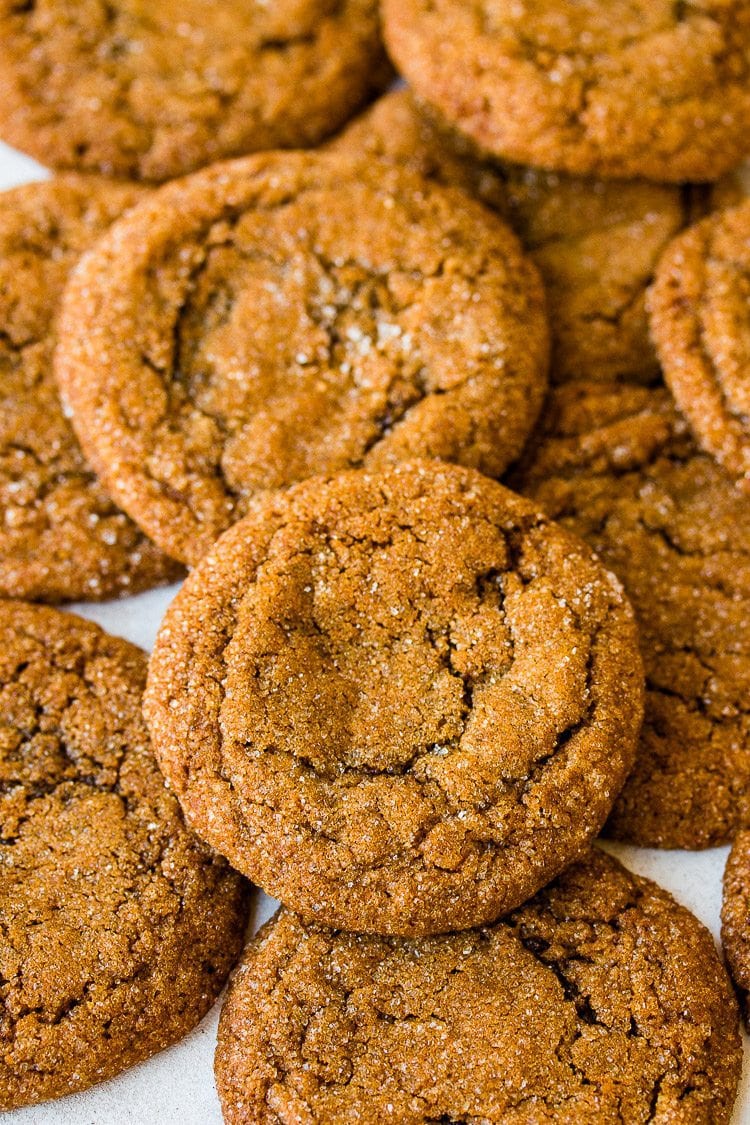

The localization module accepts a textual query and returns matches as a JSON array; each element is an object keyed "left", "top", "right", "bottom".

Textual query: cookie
[
  {"left": 0, "top": 175, "right": 181, "bottom": 603},
  {"left": 650, "top": 199, "right": 750, "bottom": 492},
  {"left": 381, "top": 0, "right": 750, "bottom": 183},
  {"left": 512, "top": 380, "right": 750, "bottom": 849},
  {"left": 335, "top": 88, "right": 695, "bottom": 385},
  {"left": 55, "top": 151, "right": 549, "bottom": 567},
  {"left": 722, "top": 830, "right": 750, "bottom": 1024},
  {"left": 0, "top": 1, "right": 391, "bottom": 182},
  {"left": 215, "top": 849, "right": 741, "bottom": 1125},
  {"left": 0, "top": 601, "right": 248, "bottom": 1109},
  {"left": 145, "top": 460, "right": 643, "bottom": 936}
]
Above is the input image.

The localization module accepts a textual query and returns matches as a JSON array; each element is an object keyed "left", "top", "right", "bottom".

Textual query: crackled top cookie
[
  {"left": 513, "top": 381, "right": 750, "bottom": 849},
  {"left": 651, "top": 199, "right": 750, "bottom": 492},
  {"left": 0, "top": 176, "right": 180, "bottom": 603},
  {"left": 0, "top": 0, "right": 390, "bottom": 181},
  {"left": 145, "top": 461, "right": 643, "bottom": 936},
  {"left": 335, "top": 89, "right": 695, "bottom": 385},
  {"left": 55, "top": 152, "right": 549, "bottom": 566},
  {"left": 216, "top": 849, "right": 741, "bottom": 1125},
  {"left": 0, "top": 601, "right": 248, "bottom": 1110},
  {"left": 382, "top": 0, "right": 750, "bottom": 182},
  {"left": 722, "top": 830, "right": 750, "bottom": 1025}
]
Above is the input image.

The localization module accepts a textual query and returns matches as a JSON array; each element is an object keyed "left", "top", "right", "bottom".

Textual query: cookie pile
[{"left": 0, "top": 1, "right": 749, "bottom": 1121}]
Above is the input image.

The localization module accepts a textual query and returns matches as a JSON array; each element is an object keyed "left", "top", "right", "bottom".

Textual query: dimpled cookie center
[
  {"left": 166, "top": 183, "right": 507, "bottom": 498},
  {"left": 218, "top": 501, "right": 596, "bottom": 869}
]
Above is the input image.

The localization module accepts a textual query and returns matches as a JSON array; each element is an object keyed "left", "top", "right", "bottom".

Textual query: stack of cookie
[{"left": 0, "top": 1, "right": 749, "bottom": 1122}]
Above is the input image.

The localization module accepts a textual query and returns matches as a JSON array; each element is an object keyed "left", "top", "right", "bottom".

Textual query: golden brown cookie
[
  {"left": 382, "top": 0, "right": 750, "bottom": 183},
  {"left": 512, "top": 380, "right": 750, "bottom": 849},
  {"left": 216, "top": 849, "right": 741, "bottom": 1125},
  {"left": 722, "top": 830, "right": 750, "bottom": 1025},
  {"left": 650, "top": 199, "right": 750, "bottom": 492},
  {"left": 0, "top": 601, "right": 248, "bottom": 1110},
  {"left": 55, "top": 151, "right": 549, "bottom": 567},
  {"left": 145, "top": 460, "right": 643, "bottom": 937},
  {"left": 334, "top": 89, "right": 696, "bottom": 386},
  {"left": 0, "top": 175, "right": 180, "bottom": 603},
  {"left": 0, "top": 0, "right": 391, "bottom": 182}
]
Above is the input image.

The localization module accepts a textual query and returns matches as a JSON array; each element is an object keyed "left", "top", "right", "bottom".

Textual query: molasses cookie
[
  {"left": 0, "top": 176, "right": 180, "bottom": 603},
  {"left": 513, "top": 381, "right": 750, "bottom": 849},
  {"left": 216, "top": 849, "right": 741, "bottom": 1125},
  {"left": 335, "top": 88, "right": 694, "bottom": 385},
  {"left": 0, "top": 0, "right": 390, "bottom": 182},
  {"left": 55, "top": 152, "right": 549, "bottom": 566},
  {"left": 722, "top": 830, "right": 750, "bottom": 1024},
  {"left": 145, "top": 460, "right": 643, "bottom": 936},
  {"left": 0, "top": 601, "right": 248, "bottom": 1110},
  {"left": 650, "top": 199, "right": 750, "bottom": 492},
  {"left": 382, "top": 0, "right": 750, "bottom": 182}
]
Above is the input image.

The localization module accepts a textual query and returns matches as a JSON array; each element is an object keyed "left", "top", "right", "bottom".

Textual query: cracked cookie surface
[
  {"left": 650, "top": 199, "right": 750, "bottom": 494},
  {"left": 55, "top": 152, "right": 549, "bottom": 566},
  {"left": 0, "top": 175, "right": 180, "bottom": 603},
  {"left": 512, "top": 381, "right": 750, "bottom": 848},
  {"left": 722, "top": 830, "right": 750, "bottom": 1025},
  {"left": 334, "top": 88, "right": 694, "bottom": 385},
  {"left": 0, "top": 601, "right": 248, "bottom": 1110},
  {"left": 215, "top": 849, "right": 741, "bottom": 1125},
  {"left": 0, "top": 0, "right": 390, "bottom": 182},
  {"left": 381, "top": 0, "right": 750, "bottom": 182},
  {"left": 145, "top": 461, "right": 643, "bottom": 936}
]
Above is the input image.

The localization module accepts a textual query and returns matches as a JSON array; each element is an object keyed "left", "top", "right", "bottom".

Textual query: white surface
[{"left": 1, "top": 138, "right": 749, "bottom": 1124}]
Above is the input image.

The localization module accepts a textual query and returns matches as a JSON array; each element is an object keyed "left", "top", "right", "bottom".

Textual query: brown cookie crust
[
  {"left": 55, "top": 152, "right": 549, "bottom": 567},
  {"left": 145, "top": 461, "right": 643, "bottom": 936},
  {"left": 382, "top": 1, "right": 750, "bottom": 183},
  {"left": 0, "top": 601, "right": 248, "bottom": 1110},
  {"left": 0, "top": 175, "right": 181, "bottom": 603},
  {"left": 650, "top": 199, "right": 750, "bottom": 492},
  {"left": 722, "top": 830, "right": 750, "bottom": 1025},
  {"left": 334, "top": 89, "right": 694, "bottom": 385},
  {"left": 216, "top": 849, "right": 741, "bottom": 1125},
  {"left": 513, "top": 380, "right": 750, "bottom": 849},
  {"left": 0, "top": 0, "right": 391, "bottom": 182}
]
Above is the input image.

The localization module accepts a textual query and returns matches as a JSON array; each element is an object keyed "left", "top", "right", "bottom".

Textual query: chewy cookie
[
  {"left": 382, "top": 0, "right": 750, "bottom": 183},
  {"left": 335, "top": 88, "right": 696, "bottom": 385},
  {"left": 145, "top": 461, "right": 643, "bottom": 936},
  {"left": 216, "top": 849, "right": 741, "bottom": 1125},
  {"left": 722, "top": 830, "right": 750, "bottom": 1024},
  {"left": 0, "top": 176, "right": 180, "bottom": 603},
  {"left": 650, "top": 199, "right": 750, "bottom": 492},
  {"left": 513, "top": 381, "right": 750, "bottom": 849},
  {"left": 55, "top": 152, "right": 549, "bottom": 566},
  {"left": 0, "top": 601, "right": 248, "bottom": 1109},
  {"left": 0, "top": 0, "right": 390, "bottom": 182}
]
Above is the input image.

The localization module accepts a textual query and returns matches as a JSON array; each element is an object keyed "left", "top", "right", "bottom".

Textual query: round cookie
[
  {"left": 334, "top": 88, "right": 696, "bottom": 385},
  {"left": 0, "top": 0, "right": 391, "bottom": 182},
  {"left": 145, "top": 460, "right": 643, "bottom": 936},
  {"left": 512, "top": 381, "right": 750, "bottom": 849},
  {"left": 650, "top": 199, "right": 750, "bottom": 492},
  {"left": 0, "top": 175, "right": 181, "bottom": 603},
  {"left": 55, "top": 152, "right": 549, "bottom": 567},
  {"left": 381, "top": 0, "right": 750, "bottom": 183},
  {"left": 216, "top": 849, "right": 742, "bottom": 1125},
  {"left": 722, "top": 830, "right": 750, "bottom": 1025},
  {"left": 0, "top": 601, "right": 248, "bottom": 1109}
]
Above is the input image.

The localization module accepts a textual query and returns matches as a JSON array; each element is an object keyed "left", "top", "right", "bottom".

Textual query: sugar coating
[
  {"left": 216, "top": 849, "right": 741, "bottom": 1124},
  {"left": 722, "top": 830, "right": 750, "bottom": 1026},
  {"left": 0, "top": 176, "right": 180, "bottom": 603},
  {"left": 382, "top": 0, "right": 750, "bottom": 183},
  {"left": 55, "top": 151, "right": 549, "bottom": 566},
  {"left": 0, "top": 0, "right": 391, "bottom": 181},
  {"left": 145, "top": 461, "right": 643, "bottom": 936},
  {"left": 0, "top": 601, "right": 248, "bottom": 1110}
]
